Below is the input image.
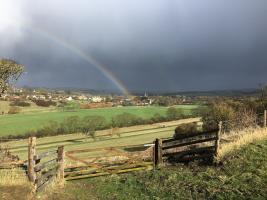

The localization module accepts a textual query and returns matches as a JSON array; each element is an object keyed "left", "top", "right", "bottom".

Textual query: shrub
[
  {"left": 151, "top": 113, "right": 166, "bottom": 123},
  {"left": 8, "top": 106, "right": 21, "bottom": 114},
  {"left": 166, "top": 107, "right": 184, "bottom": 120},
  {"left": 61, "top": 101, "right": 80, "bottom": 111},
  {"left": 36, "top": 121, "right": 60, "bottom": 137},
  {"left": 10, "top": 101, "right": 31, "bottom": 107},
  {"left": 202, "top": 101, "right": 236, "bottom": 131},
  {"left": 111, "top": 113, "right": 144, "bottom": 127},
  {"left": 80, "top": 116, "right": 107, "bottom": 139},
  {"left": 173, "top": 122, "right": 198, "bottom": 139},
  {"left": 33, "top": 100, "right": 57, "bottom": 107},
  {"left": 201, "top": 100, "right": 259, "bottom": 132},
  {"left": 60, "top": 116, "right": 81, "bottom": 134}
]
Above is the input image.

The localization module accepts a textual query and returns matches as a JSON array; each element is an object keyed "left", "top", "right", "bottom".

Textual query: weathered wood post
[
  {"left": 215, "top": 121, "right": 222, "bottom": 157},
  {"left": 28, "top": 137, "right": 36, "bottom": 183},
  {"left": 57, "top": 146, "right": 65, "bottom": 181},
  {"left": 154, "top": 138, "right": 163, "bottom": 169},
  {"left": 264, "top": 110, "right": 267, "bottom": 128},
  {"left": 153, "top": 139, "right": 156, "bottom": 170},
  {"left": 158, "top": 139, "right": 163, "bottom": 167}
]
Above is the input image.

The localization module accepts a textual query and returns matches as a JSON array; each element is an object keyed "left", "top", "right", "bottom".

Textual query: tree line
[{"left": 2, "top": 107, "right": 192, "bottom": 140}]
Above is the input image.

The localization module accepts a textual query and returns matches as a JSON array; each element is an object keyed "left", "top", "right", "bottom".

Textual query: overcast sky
[{"left": 1, "top": 0, "right": 267, "bottom": 93}]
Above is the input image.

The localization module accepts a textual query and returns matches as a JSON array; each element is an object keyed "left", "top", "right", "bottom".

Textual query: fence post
[
  {"left": 264, "top": 110, "right": 267, "bottom": 128},
  {"left": 28, "top": 137, "right": 36, "bottom": 183},
  {"left": 153, "top": 140, "right": 156, "bottom": 170},
  {"left": 215, "top": 122, "right": 222, "bottom": 157},
  {"left": 154, "top": 138, "right": 163, "bottom": 169},
  {"left": 57, "top": 146, "right": 65, "bottom": 181}
]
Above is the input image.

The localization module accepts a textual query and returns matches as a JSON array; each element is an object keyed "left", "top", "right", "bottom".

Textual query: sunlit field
[
  {"left": 0, "top": 104, "right": 199, "bottom": 136},
  {"left": 5, "top": 118, "right": 200, "bottom": 161}
]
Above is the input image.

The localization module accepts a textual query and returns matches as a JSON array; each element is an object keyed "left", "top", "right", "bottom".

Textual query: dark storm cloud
[{"left": 1, "top": 0, "right": 267, "bottom": 92}]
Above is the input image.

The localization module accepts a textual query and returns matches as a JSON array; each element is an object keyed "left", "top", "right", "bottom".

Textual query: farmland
[
  {"left": 4, "top": 118, "right": 200, "bottom": 161},
  {"left": 0, "top": 104, "right": 199, "bottom": 136}
]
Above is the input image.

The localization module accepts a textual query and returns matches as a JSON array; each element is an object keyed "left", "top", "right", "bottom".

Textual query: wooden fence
[
  {"left": 64, "top": 145, "right": 153, "bottom": 180},
  {"left": 24, "top": 111, "right": 266, "bottom": 185},
  {"left": 153, "top": 122, "right": 222, "bottom": 168},
  {"left": 28, "top": 137, "right": 64, "bottom": 193}
]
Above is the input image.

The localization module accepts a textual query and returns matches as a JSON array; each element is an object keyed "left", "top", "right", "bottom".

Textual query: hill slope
[{"left": 44, "top": 137, "right": 267, "bottom": 200}]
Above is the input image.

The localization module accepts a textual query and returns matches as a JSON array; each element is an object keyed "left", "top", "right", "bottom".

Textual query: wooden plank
[
  {"left": 162, "top": 137, "right": 217, "bottom": 150},
  {"left": 66, "top": 143, "right": 150, "bottom": 155},
  {"left": 36, "top": 167, "right": 58, "bottom": 186},
  {"left": 172, "top": 154, "right": 214, "bottom": 162},
  {"left": 162, "top": 129, "right": 218, "bottom": 143},
  {"left": 36, "top": 175, "right": 56, "bottom": 193},
  {"left": 34, "top": 150, "right": 57, "bottom": 161},
  {"left": 34, "top": 158, "right": 58, "bottom": 172},
  {"left": 65, "top": 169, "right": 97, "bottom": 176},
  {"left": 65, "top": 165, "right": 153, "bottom": 181},
  {"left": 163, "top": 146, "right": 215, "bottom": 157}
]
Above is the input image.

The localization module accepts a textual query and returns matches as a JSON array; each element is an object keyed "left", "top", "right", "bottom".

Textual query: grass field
[
  {"left": 0, "top": 104, "right": 199, "bottom": 136},
  {"left": 0, "top": 100, "right": 57, "bottom": 114},
  {"left": 44, "top": 136, "right": 267, "bottom": 200},
  {"left": 4, "top": 118, "right": 200, "bottom": 161}
]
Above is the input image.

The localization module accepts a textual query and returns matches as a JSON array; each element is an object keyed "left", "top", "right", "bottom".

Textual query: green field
[
  {"left": 6, "top": 118, "right": 200, "bottom": 161},
  {"left": 0, "top": 105, "right": 199, "bottom": 136}
]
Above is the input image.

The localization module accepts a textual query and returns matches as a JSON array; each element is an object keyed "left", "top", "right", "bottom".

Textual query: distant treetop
[{"left": 0, "top": 58, "right": 25, "bottom": 95}]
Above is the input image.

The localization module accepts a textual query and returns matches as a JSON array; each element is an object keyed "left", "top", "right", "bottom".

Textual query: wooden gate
[
  {"left": 28, "top": 137, "right": 64, "bottom": 192},
  {"left": 64, "top": 145, "right": 153, "bottom": 180}
]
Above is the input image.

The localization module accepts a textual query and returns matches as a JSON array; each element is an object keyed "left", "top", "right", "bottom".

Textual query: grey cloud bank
[{"left": 0, "top": 0, "right": 267, "bottom": 92}]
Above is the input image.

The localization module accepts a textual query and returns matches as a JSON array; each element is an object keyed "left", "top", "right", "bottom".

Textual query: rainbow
[{"left": 22, "top": 25, "right": 131, "bottom": 96}]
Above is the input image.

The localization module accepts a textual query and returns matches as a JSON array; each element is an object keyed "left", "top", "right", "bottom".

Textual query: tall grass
[
  {"left": 218, "top": 127, "right": 267, "bottom": 160},
  {"left": 0, "top": 168, "right": 29, "bottom": 186}
]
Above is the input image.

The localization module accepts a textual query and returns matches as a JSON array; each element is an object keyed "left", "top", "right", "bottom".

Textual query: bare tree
[{"left": 0, "top": 59, "right": 24, "bottom": 96}]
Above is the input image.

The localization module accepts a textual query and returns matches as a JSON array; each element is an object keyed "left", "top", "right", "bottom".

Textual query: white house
[
  {"left": 91, "top": 96, "right": 102, "bottom": 103},
  {"left": 66, "top": 96, "right": 73, "bottom": 101}
]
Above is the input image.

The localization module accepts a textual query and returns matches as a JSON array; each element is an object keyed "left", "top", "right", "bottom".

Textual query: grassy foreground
[
  {"left": 45, "top": 138, "right": 267, "bottom": 200},
  {"left": 0, "top": 105, "right": 198, "bottom": 136}
]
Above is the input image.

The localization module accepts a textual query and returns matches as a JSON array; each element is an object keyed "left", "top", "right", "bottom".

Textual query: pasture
[
  {"left": 0, "top": 104, "right": 199, "bottom": 136},
  {"left": 4, "top": 118, "right": 201, "bottom": 161}
]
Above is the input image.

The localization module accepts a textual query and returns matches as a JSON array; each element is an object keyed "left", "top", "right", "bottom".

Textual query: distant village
[{"left": 0, "top": 86, "right": 202, "bottom": 109}]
